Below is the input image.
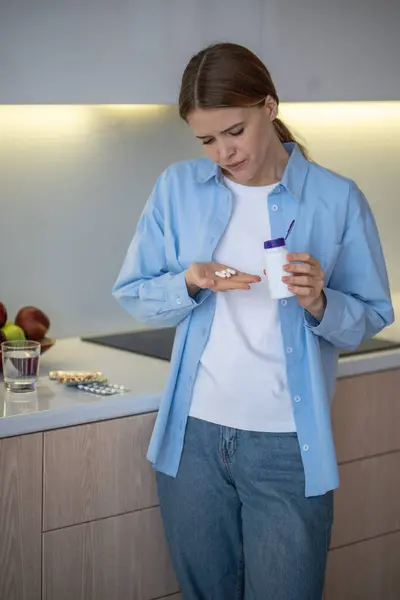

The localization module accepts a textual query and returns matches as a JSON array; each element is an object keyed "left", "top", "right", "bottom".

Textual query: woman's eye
[
  {"left": 202, "top": 138, "right": 214, "bottom": 145},
  {"left": 230, "top": 128, "right": 244, "bottom": 137}
]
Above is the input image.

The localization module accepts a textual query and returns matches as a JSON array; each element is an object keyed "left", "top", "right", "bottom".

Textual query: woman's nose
[{"left": 218, "top": 142, "right": 236, "bottom": 163}]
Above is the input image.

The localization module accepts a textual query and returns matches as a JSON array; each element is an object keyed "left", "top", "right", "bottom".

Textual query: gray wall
[
  {"left": 1, "top": 103, "right": 399, "bottom": 339},
  {"left": 0, "top": 106, "right": 200, "bottom": 338}
]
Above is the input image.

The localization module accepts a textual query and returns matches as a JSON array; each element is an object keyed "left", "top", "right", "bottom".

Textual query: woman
[{"left": 113, "top": 43, "right": 394, "bottom": 600}]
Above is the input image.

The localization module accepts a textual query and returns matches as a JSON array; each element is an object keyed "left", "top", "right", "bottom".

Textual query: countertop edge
[
  {"left": 337, "top": 348, "right": 400, "bottom": 378},
  {"left": 0, "top": 393, "right": 160, "bottom": 439},
  {"left": 2, "top": 337, "right": 400, "bottom": 440}
]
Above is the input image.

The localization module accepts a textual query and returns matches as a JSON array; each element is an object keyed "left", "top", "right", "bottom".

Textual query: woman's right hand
[{"left": 185, "top": 262, "right": 261, "bottom": 296}]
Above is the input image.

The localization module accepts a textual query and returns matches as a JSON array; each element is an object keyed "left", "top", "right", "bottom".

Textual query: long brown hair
[{"left": 179, "top": 42, "right": 307, "bottom": 158}]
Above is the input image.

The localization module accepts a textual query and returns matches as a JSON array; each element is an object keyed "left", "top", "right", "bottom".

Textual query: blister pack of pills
[{"left": 76, "top": 382, "right": 129, "bottom": 396}]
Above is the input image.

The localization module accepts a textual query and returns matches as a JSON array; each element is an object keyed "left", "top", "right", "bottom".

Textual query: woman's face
[{"left": 187, "top": 98, "right": 278, "bottom": 185}]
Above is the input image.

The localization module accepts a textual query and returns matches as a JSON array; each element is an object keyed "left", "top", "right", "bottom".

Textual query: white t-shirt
[{"left": 189, "top": 176, "right": 296, "bottom": 432}]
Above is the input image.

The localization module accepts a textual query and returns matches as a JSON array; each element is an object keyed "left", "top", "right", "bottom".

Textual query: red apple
[
  {"left": 0, "top": 302, "right": 7, "bottom": 328},
  {"left": 15, "top": 306, "right": 50, "bottom": 341},
  {"left": 0, "top": 329, "right": 6, "bottom": 344}
]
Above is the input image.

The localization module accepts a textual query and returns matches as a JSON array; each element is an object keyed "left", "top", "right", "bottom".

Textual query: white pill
[
  {"left": 215, "top": 270, "right": 227, "bottom": 278},
  {"left": 226, "top": 268, "right": 236, "bottom": 275}
]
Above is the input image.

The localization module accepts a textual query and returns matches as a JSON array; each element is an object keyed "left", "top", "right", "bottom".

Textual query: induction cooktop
[{"left": 81, "top": 328, "right": 400, "bottom": 362}]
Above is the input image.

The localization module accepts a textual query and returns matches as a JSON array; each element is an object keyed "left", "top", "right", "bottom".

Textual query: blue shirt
[{"left": 112, "top": 142, "right": 394, "bottom": 497}]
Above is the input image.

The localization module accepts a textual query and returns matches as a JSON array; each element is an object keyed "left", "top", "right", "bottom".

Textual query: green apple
[{"left": 2, "top": 323, "right": 26, "bottom": 341}]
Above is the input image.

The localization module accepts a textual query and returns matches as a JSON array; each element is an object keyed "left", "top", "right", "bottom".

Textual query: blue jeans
[{"left": 156, "top": 417, "right": 333, "bottom": 600}]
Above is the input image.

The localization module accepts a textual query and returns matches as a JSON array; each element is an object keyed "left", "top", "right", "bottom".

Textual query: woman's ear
[{"left": 265, "top": 95, "right": 278, "bottom": 121}]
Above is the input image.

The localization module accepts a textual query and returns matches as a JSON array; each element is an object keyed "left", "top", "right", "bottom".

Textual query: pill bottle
[{"left": 264, "top": 238, "right": 294, "bottom": 300}]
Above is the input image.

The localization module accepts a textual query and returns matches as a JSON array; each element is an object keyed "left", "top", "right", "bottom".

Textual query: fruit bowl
[{"left": 0, "top": 337, "right": 56, "bottom": 373}]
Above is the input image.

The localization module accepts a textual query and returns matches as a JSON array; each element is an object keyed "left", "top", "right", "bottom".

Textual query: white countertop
[
  {"left": 1, "top": 335, "right": 400, "bottom": 439},
  {"left": 0, "top": 337, "right": 170, "bottom": 438}
]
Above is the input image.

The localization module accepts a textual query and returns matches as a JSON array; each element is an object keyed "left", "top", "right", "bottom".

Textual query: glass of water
[{"left": 1, "top": 340, "right": 41, "bottom": 393}]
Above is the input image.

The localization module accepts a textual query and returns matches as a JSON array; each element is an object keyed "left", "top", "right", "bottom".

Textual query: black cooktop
[{"left": 81, "top": 328, "right": 400, "bottom": 362}]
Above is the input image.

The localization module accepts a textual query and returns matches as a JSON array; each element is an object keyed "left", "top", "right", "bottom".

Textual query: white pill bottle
[{"left": 264, "top": 237, "right": 295, "bottom": 300}]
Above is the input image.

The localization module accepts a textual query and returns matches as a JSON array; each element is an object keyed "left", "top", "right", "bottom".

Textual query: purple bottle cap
[{"left": 264, "top": 237, "right": 285, "bottom": 250}]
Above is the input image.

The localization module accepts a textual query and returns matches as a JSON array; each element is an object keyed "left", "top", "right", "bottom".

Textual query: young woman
[{"left": 113, "top": 43, "right": 394, "bottom": 600}]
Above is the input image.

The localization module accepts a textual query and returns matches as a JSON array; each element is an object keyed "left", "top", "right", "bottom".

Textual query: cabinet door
[
  {"left": 332, "top": 451, "right": 400, "bottom": 549},
  {"left": 261, "top": 0, "right": 400, "bottom": 101},
  {"left": 333, "top": 369, "right": 400, "bottom": 463},
  {"left": 43, "top": 506, "right": 179, "bottom": 600},
  {"left": 325, "top": 531, "right": 400, "bottom": 600},
  {"left": 0, "top": 0, "right": 261, "bottom": 104},
  {"left": 0, "top": 434, "right": 42, "bottom": 600},
  {"left": 43, "top": 413, "right": 158, "bottom": 530}
]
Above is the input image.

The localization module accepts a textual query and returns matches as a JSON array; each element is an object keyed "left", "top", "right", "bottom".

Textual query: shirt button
[
  {"left": 286, "top": 347, "right": 293, "bottom": 354},
  {"left": 303, "top": 444, "right": 309, "bottom": 451},
  {"left": 176, "top": 296, "right": 182, "bottom": 305},
  {"left": 272, "top": 204, "right": 278, "bottom": 212},
  {"left": 294, "top": 395, "right": 301, "bottom": 403},
  {"left": 275, "top": 185, "right": 281, "bottom": 194},
  {"left": 281, "top": 299, "right": 287, "bottom": 307}
]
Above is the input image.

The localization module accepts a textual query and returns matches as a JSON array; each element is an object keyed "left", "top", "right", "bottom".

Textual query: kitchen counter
[
  {"left": 0, "top": 337, "right": 170, "bottom": 439},
  {"left": 1, "top": 335, "right": 400, "bottom": 439},
  {"left": 1, "top": 336, "right": 400, "bottom": 600}
]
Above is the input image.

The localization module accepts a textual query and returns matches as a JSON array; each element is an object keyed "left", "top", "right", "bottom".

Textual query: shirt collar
[{"left": 194, "top": 142, "right": 309, "bottom": 202}]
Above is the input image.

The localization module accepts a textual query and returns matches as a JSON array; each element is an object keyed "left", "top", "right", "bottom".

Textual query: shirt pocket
[{"left": 320, "top": 244, "right": 342, "bottom": 285}]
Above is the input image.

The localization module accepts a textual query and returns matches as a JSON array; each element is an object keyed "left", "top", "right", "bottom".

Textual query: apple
[
  {"left": 0, "top": 329, "right": 6, "bottom": 344},
  {"left": 2, "top": 323, "right": 26, "bottom": 341},
  {"left": 0, "top": 302, "right": 7, "bottom": 328},
  {"left": 15, "top": 306, "right": 50, "bottom": 341}
]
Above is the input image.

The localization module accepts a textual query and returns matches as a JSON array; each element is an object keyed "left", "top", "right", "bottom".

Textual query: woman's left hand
[{"left": 282, "top": 253, "right": 326, "bottom": 321}]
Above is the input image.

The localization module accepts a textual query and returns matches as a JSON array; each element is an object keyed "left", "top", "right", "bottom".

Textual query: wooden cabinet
[
  {"left": 333, "top": 451, "right": 400, "bottom": 548},
  {"left": 1, "top": 367, "right": 400, "bottom": 599},
  {"left": 325, "top": 368, "right": 400, "bottom": 599},
  {"left": 0, "top": 0, "right": 261, "bottom": 104},
  {"left": 43, "top": 507, "right": 178, "bottom": 600},
  {"left": 325, "top": 531, "right": 400, "bottom": 600},
  {"left": 43, "top": 412, "right": 157, "bottom": 530},
  {"left": 0, "top": 434, "right": 42, "bottom": 600},
  {"left": 332, "top": 369, "right": 400, "bottom": 463},
  {"left": 331, "top": 370, "right": 400, "bottom": 551},
  {"left": 261, "top": 0, "right": 400, "bottom": 102}
]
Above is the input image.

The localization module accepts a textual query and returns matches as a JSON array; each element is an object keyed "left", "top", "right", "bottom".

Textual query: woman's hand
[
  {"left": 282, "top": 253, "right": 326, "bottom": 321},
  {"left": 185, "top": 262, "right": 261, "bottom": 296}
]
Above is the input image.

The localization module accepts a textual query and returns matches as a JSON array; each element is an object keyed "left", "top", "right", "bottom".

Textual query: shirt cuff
[
  {"left": 304, "top": 288, "right": 343, "bottom": 338},
  {"left": 167, "top": 271, "right": 211, "bottom": 310}
]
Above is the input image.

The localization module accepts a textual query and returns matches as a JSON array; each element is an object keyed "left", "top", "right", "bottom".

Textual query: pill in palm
[
  {"left": 226, "top": 268, "right": 236, "bottom": 275},
  {"left": 215, "top": 270, "right": 227, "bottom": 278}
]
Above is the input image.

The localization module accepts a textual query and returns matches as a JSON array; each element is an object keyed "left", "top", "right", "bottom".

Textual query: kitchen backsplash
[{"left": 0, "top": 103, "right": 399, "bottom": 338}]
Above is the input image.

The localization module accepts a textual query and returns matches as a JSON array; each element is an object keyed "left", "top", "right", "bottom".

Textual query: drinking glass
[{"left": 1, "top": 340, "right": 41, "bottom": 392}]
